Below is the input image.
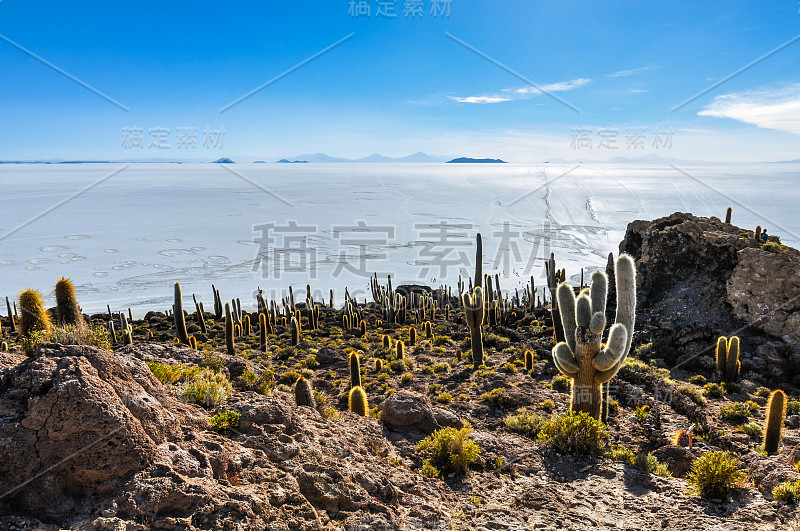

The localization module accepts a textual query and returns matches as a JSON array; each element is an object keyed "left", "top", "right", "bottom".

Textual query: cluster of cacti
[
  {"left": 763, "top": 389, "right": 787, "bottom": 454},
  {"left": 715, "top": 336, "right": 740, "bottom": 382},
  {"left": 55, "top": 277, "right": 82, "bottom": 327},
  {"left": 552, "top": 254, "right": 636, "bottom": 420},
  {"left": 174, "top": 282, "right": 189, "bottom": 344},
  {"left": 295, "top": 376, "right": 316, "bottom": 407},
  {"left": 348, "top": 385, "right": 368, "bottom": 416}
]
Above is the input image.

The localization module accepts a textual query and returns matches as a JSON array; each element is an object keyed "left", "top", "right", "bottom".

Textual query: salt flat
[{"left": 1, "top": 162, "right": 797, "bottom": 314}]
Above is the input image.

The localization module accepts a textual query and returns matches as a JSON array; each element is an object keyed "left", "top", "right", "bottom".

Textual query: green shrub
[
  {"left": 480, "top": 387, "right": 509, "bottom": 408},
  {"left": 773, "top": 479, "right": 800, "bottom": 502},
  {"left": 417, "top": 426, "right": 481, "bottom": 478},
  {"left": 437, "top": 392, "right": 453, "bottom": 404},
  {"left": 762, "top": 242, "right": 789, "bottom": 253},
  {"left": 551, "top": 374, "right": 570, "bottom": 391},
  {"left": 689, "top": 375, "right": 707, "bottom": 385},
  {"left": 635, "top": 404, "right": 650, "bottom": 422},
  {"left": 720, "top": 401, "right": 758, "bottom": 422},
  {"left": 634, "top": 452, "right": 671, "bottom": 477},
  {"left": 147, "top": 361, "right": 201, "bottom": 384},
  {"left": 787, "top": 399, "right": 800, "bottom": 416},
  {"left": 505, "top": 410, "right": 546, "bottom": 438},
  {"left": 753, "top": 386, "right": 771, "bottom": 398},
  {"left": 703, "top": 383, "right": 724, "bottom": 398},
  {"left": 737, "top": 422, "right": 763, "bottom": 438},
  {"left": 47, "top": 324, "right": 111, "bottom": 350},
  {"left": 606, "top": 445, "right": 635, "bottom": 463},
  {"left": 209, "top": 410, "right": 241, "bottom": 433},
  {"left": 181, "top": 368, "right": 233, "bottom": 407},
  {"left": 400, "top": 372, "right": 413, "bottom": 384},
  {"left": 538, "top": 399, "right": 555, "bottom": 411},
  {"left": 678, "top": 385, "right": 706, "bottom": 405},
  {"left": 537, "top": 411, "right": 608, "bottom": 455},
  {"left": 686, "top": 451, "right": 746, "bottom": 498}
]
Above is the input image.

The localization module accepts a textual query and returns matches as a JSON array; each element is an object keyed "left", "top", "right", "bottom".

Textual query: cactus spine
[
  {"left": 295, "top": 376, "right": 316, "bottom": 408},
  {"left": 348, "top": 386, "right": 368, "bottom": 416},
  {"left": 463, "top": 285, "right": 485, "bottom": 368},
  {"left": 54, "top": 277, "right": 82, "bottom": 326},
  {"left": 224, "top": 302, "right": 235, "bottom": 356},
  {"left": 350, "top": 351, "right": 362, "bottom": 388},
  {"left": 174, "top": 282, "right": 189, "bottom": 344},
  {"left": 552, "top": 254, "right": 636, "bottom": 420},
  {"left": 19, "top": 289, "right": 50, "bottom": 338},
  {"left": 715, "top": 336, "right": 740, "bottom": 382},
  {"left": 763, "top": 389, "right": 787, "bottom": 454}
]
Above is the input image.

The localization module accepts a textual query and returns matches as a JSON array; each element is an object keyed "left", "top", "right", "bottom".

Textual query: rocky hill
[{"left": 1, "top": 212, "right": 800, "bottom": 530}]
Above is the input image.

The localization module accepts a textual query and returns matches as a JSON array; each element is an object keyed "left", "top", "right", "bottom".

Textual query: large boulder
[{"left": 380, "top": 390, "right": 440, "bottom": 434}]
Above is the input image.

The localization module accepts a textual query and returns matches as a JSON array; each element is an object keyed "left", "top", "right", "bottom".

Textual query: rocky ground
[{"left": 1, "top": 212, "right": 799, "bottom": 530}]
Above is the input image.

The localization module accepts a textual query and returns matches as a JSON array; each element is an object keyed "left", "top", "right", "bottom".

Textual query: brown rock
[{"left": 380, "top": 390, "right": 440, "bottom": 434}]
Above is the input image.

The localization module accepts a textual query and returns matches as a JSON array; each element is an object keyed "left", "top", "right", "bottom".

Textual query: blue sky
[{"left": 1, "top": 0, "right": 799, "bottom": 161}]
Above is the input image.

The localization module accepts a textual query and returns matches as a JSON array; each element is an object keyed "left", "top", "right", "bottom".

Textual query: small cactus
[
  {"left": 455, "top": 349, "right": 462, "bottom": 361},
  {"left": 359, "top": 319, "right": 366, "bottom": 337},
  {"left": 524, "top": 350, "right": 534, "bottom": 372},
  {"left": 259, "top": 313, "right": 268, "bottom": 352},
  {"left": 409, "top": 326, "right": 416, "bottom": 346},
  {"left": 396, "top": 340, "right": 405, "bottom": 360},
  {"left": 350, "top": 351, "right": 362, "bottom": 388},
  {"left": 725, "top": 206, "right": 732, "bottom": 224},
  {"left": 188, "top": 336, "right": 197, "bottom": 350},
  {"left": 174, "top": 282, "right": 189, "bottom": 344},
  {"left": 19, "top": 289, "right": 50, "bottom": 338},
  {"left": 1, "top": 342, "right": 8, "bottom": 352},
  {"left": 225, "top": 302, "right": 235, "bottom": 356},
  {"left": 715, "top": 336, "right": 741, "bottom": 382},
  {"left": 54, "top": 277, "right": 82, "bottom": 326},
  {"left": 348, "top": 385, "right": 369, "bottom": 416},
  {"left": 382, "top": 334, "right": 391, "bottom": 349},
  {"left": 763, "top": 389, "right": 787, "bottom": 454},
  {"left": 375, "top": 359, "right": 382, "bottom": 372},
  {"left": 243, "top": 314, "right": 251, "bottom": 336},
  {"left": 295, "top": 376, "right": 316, "bottom": 408}
]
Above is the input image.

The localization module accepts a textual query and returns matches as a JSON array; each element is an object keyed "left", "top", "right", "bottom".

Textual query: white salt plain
[{"left": 1, "top": 162, "right": 798, "bottom": 315}]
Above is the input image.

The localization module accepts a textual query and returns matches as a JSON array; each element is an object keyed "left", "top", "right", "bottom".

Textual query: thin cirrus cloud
[
  {"left": 449, "top": 78, "right": 591, "bottom": 104},
  {"left": 698, "top": 84, "right": 800, "bottom": 135},
  {"left": 608, "top": 65, "right": 660, "bottom": 78}
]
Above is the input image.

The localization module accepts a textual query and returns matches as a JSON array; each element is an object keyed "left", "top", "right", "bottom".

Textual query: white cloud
[
  {"left": 449, "top": 78, "right": 590, "bottom": 104},
  {"left": 449, "top": 95, "right": 512, "bottom": 104},
  {"left": 698, "top": 84, "right": 800, "bottom": 135},
  {"left": 608, "top": 65, "right": 659, "bottom": 78}
]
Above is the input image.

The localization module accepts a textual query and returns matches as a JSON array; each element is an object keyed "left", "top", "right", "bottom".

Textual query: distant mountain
[
  {"left": 776, "top": 159, "right": 800, "bottom": 163},
  {"left": 447, "top": 157, "right": 507, "bottom": 164},
  {"left": 284, "top": 152, "right": 449, "bottom": 163},
  {"left": 276, "top": 159, "right": 309, "bottom": 163},
  {"left": 212, "top": 158, "right": 235, "bottom": 164}
]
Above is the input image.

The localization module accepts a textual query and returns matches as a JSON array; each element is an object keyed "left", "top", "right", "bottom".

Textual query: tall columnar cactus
[
  {"left": 19, "top": 289, "right": 51, "bottom": 338},
  {"left": 225, "top": 302, "right": 235, "bottom": 356},
  {"left": 725, "top": 206, "right": 732, "bottom": 224},
  {"left": 259, "top": 313, "right": 268, "bottom": 352},
  {"left": 6, "top": 296, "right": 16, "bottom": 333},
  {"left": 763, "top": 389, "right": 787, "bottom": 454},
  {"left": 349, "top": 386, "right": 369, "bottom": 416},
  {"left": 55, "top": 277, "right": 82, "bottom": 326},
  {"left": 350, "top": 351, "right": 362, "bottom": 388},
  {"left": 193, "top": 294, "right": 208, "bottom": 334},
  {"left": 290, "top": 316, "right": 300, "bottom": 346},
  {"left": 715, "top": 336, "right": 740, "bottom": 382},
  {"left": 552, "top": 254, "right": 636, "bottom": 420},
  {"left": 474, "top": 233, "right": 483, "bottom": 288},
  {"left": 546, "top": 254, "right": 566, "bottom": 343},
  {"left": 359, "top": 319, "right": 366, "bottom": 337},
  {"left": 396, "top": 340, "right": 405, "bottom": 360},
  {"left": 188, "top": 336, "right": 197, "bottom": 350},
  {"left": 409, "top": 326, "right": 416, "bottom": 346},
  {"left": 174, "top": 282, "right": 189, "bottom": 344},
  {"left": 463, "top": 286, "right": 485, "bottom": 368},
  {"left": 295, "top": 376, "right": 316, "bottom": 408},
  {"left": 243, "top": 314, "right": 251, "bottom": 336},
  {"left": 755, "top": 226, "right": 762, "bottom": 242}
]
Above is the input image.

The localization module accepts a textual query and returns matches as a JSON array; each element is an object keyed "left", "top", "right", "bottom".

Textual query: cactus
[
  {"left": 426, "top": 321, "right": 433, "bottom": 338},
  {"left": 212, "top": 285, "right": 223, "bottom": 320},
  {"left": 348, "top": 385, "right": 369, "bottom": 416},
  {"left": 174, "top": 282, "right": 189, "bottom": 344},
  {"left": 291, "top": 316, "right": 300, "bottom": 346},
  {"left": 359, "top": 319, "right": 366, "bottom": 337},
  {"left": 193, "top": 294, "right": 208, "bottom": 334},
  {"left": 474, "top": 233, "right": 483, "bottom": 288},
  {"left": 524, "top": 350, "right": 534, "bottom": 372},
  {"left": 108, "top": 320, "right": 117, "bottom": 344},
  {"left": 19, "top": 289, "right": 50, "bottom": 338},
  {"left": 552, "top": 254, "right": 636, "bottom": 420},
  {"left": 396, "top": 340, "right": 405, "bottom": 360},
  {"left": 235, "top": 323, "right": 242, "bottom": 337},
  {"left": 1, "top": 342, "right": 7, "bottom": 352},
  {"left": 375, "top": 359, "right": 382, "bottom": 371},
  {"left": 54, "top": 277, "right": 82, "bottom": 326},
  {"left": 755, "top": 226, "right": 762, "bottom": 241},
  {"left": 259, "top": 313, "right": 268, "bottom": 352},
  {"left": 295, "top": 376, "right": 316, "bottom": 408},
  {"left": 243, "top": 314, "right": 251, "bottom": 336},
  {"left": 122, "top": 328, "right": 133, "bottom": 346},
  {"left": 382, "top": 334, "right": 391, "bottom": 349},
  {"left": 715, "top": 336, "right": 740, "bottom": 382},
  {"left": 6, "top": 296, "right": 16, "bottom": 333},
  {"left": 455, "top": 349, "right": 462, "bottom": 361},
  {"left": 463, "top": 286, "right": 485, "bottom": 368},
  {"left": 409, "top": 326, "right": 416, "bottom": 346},
  {"left": 725, "top": 206, "right": 732, "bottom": 224},
  {"left": 225, "top": 302, "right": 235, "bottom": 356},
  {"left": 188, "top": 336, "right": 197, "bottom": 350},
  {"left": 763, "top": 389, "right": 787, "bottom": 454},
  {"left": 546, "top": 254, "right": 567, "bottom": 343},
  {"left": 350, "top": 350, "right": 362, "bottom": 388}
]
